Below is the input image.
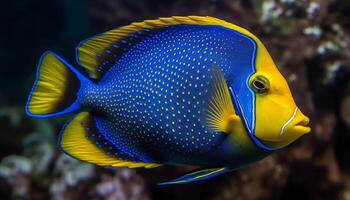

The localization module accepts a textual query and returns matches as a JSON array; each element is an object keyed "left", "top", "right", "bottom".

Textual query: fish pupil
[
  {"left": 253, "top": 80, "right": 265, "bottom": 89},
  {"left": 251, "top": 76, "right": 269, "bottom": 93}
]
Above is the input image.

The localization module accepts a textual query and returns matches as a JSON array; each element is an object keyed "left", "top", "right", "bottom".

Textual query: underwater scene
[{"left": 1, "top": 0, "right": 350, "bottom": 199}]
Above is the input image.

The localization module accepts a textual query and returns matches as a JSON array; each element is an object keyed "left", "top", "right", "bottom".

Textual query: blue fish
[{"left": 26, "top": 16, "right": 311, "bottom": 185}]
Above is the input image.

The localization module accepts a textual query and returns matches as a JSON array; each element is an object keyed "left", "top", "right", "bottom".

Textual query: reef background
[{"left": 1, "top": 0, "right": 350, "bottom": 199}]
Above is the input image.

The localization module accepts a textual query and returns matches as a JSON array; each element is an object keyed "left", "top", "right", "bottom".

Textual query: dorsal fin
[
  {"left": 76, "top": 16, "right": 261, "bottom": 79},
  {"left": 58, "top": 112, "right": 161, "bottom": 168}
]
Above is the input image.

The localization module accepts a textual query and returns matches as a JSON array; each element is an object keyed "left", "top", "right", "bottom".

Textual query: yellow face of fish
[{"left": 251, "top": 44, "right": 311, "bottom": 149}]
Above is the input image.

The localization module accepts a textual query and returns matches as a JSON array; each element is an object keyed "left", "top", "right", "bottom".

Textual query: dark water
[{"left": 1, "top": 0, "right": 350, "bottom": 199}]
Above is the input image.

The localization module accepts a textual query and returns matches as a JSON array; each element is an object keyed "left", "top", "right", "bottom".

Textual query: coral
[
  {"left": 0, "top": 155, "right": 32, "bottom": 199},
  {"left": 93, "top": 169, "right": 150, "bottom": 200}
]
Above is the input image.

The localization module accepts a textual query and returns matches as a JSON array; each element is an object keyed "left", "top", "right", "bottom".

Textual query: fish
[{"left": 25, "top": 16, "right": 311, "bottom": 185}]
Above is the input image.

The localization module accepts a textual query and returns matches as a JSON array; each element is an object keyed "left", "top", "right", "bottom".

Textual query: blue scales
[{"left": 77, "top": 24, "right": 257, "bottom": 165}]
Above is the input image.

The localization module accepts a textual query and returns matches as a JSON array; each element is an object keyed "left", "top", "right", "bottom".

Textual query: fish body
[
  {"left": 26, "top": 16, "right": 310, "bottom": 184},
  {"left": 78, "top": 24, "right": 266, "bottom": 167}
]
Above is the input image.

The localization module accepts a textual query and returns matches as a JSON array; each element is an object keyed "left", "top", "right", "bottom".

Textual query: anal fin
[
  {"left": 158, "top": 167, "right": 231, "bottom": 185},
  {"left": 58, "top": 112, "right": 161, "bottom": 168}
]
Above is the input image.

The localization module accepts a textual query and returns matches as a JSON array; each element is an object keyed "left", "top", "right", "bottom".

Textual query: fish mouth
[
  {"left": 279, "top": 107, "right": 311, "bottom": 136},
  {"left": 289, "top": 117, "right": 311, "bottom": 135},
  {"left": 257, "top": 110, "right": 311, "bottom": 149},
  {"left": 258, "top": 118, "right": 311, "bottom": 149}
]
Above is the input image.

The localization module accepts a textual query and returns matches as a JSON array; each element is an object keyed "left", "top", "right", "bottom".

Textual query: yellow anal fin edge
[
  {"left": 58, "top": 112, "right": 161, "bottom": 169},
  {"left": 205, "top": 67, "right": 240, "bottom": 133},
  {"left": 76, "top": 16, "right": 264, "bottom": 80}
]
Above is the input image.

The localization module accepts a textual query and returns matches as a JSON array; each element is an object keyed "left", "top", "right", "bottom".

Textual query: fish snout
[{"left": 284, "top": 108, "right": 311, "bottom": 138}]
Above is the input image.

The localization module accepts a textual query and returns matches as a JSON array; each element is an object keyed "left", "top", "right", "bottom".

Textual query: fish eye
[{"left": 250, "top": 76, "right": 269, "bottom": 94}]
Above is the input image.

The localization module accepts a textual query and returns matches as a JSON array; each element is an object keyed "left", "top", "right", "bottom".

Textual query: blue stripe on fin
[
  {"left": 76, "top": 25, "right": 160, "bottom": 80},
  {"left": 75, "top": 16, "right": 264, "bottom": 80},
  {"left": 158, "top": 167, "right": 231, "bottom": 186},
  {"left": 58, "top": 112, "right": 161, "bottom": 168},
  {"left": 94, "top": 116, "right": 155, "bottom": 163}
]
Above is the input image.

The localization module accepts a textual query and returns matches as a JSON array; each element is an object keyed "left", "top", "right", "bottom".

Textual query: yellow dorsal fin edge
[{"left": 77, "top": 16, "right": 264, "bottom": 79}]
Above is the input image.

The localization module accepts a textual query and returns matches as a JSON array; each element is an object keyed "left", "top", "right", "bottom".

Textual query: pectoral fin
[
  {"left": 158, "top": 167, "right": 231, "bottom": 186},
  {"left": 206, "top": 67, "right": 241, "bottom": 133}
]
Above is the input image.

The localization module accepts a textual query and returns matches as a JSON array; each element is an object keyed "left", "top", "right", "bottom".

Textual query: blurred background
[{"left": 1, "top": 0, "right": 350, "bottom": 199}]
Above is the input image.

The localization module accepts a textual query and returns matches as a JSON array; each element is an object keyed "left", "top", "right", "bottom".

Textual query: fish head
[
  {"left": 250, "top": 68, "right": 311, "bottom": 149},
  {"left": 254, "top": 45, "right": 311, "bottom": 150},
  {"left": 229, "top": 41, "right": 310, "bottom": 150}
]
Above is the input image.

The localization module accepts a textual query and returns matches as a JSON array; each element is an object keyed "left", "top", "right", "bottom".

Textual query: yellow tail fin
[{"left": 26, "top": 51, "right": 85, "bottom": 118}]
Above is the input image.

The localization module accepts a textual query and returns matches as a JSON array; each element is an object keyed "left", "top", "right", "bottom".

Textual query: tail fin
[{"left": 26, "top": 51, "right": 87, "bottom": 118}]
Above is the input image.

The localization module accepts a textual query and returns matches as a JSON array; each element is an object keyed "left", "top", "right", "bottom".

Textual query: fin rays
[
  {"left": 159, "top": 167, "right": 231, "bottom": 185},
  {"left": 76, "top": 16, "right": 261, "bottom": 80},
  {"left": 58, "top": 112, "right": 161, "bottom": 169},
  {"left": 205, "top": 68, "right": 236, "bottom": 133},
  {"left": 26, "top": 51, "right": 82, "bottom": 117}
]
